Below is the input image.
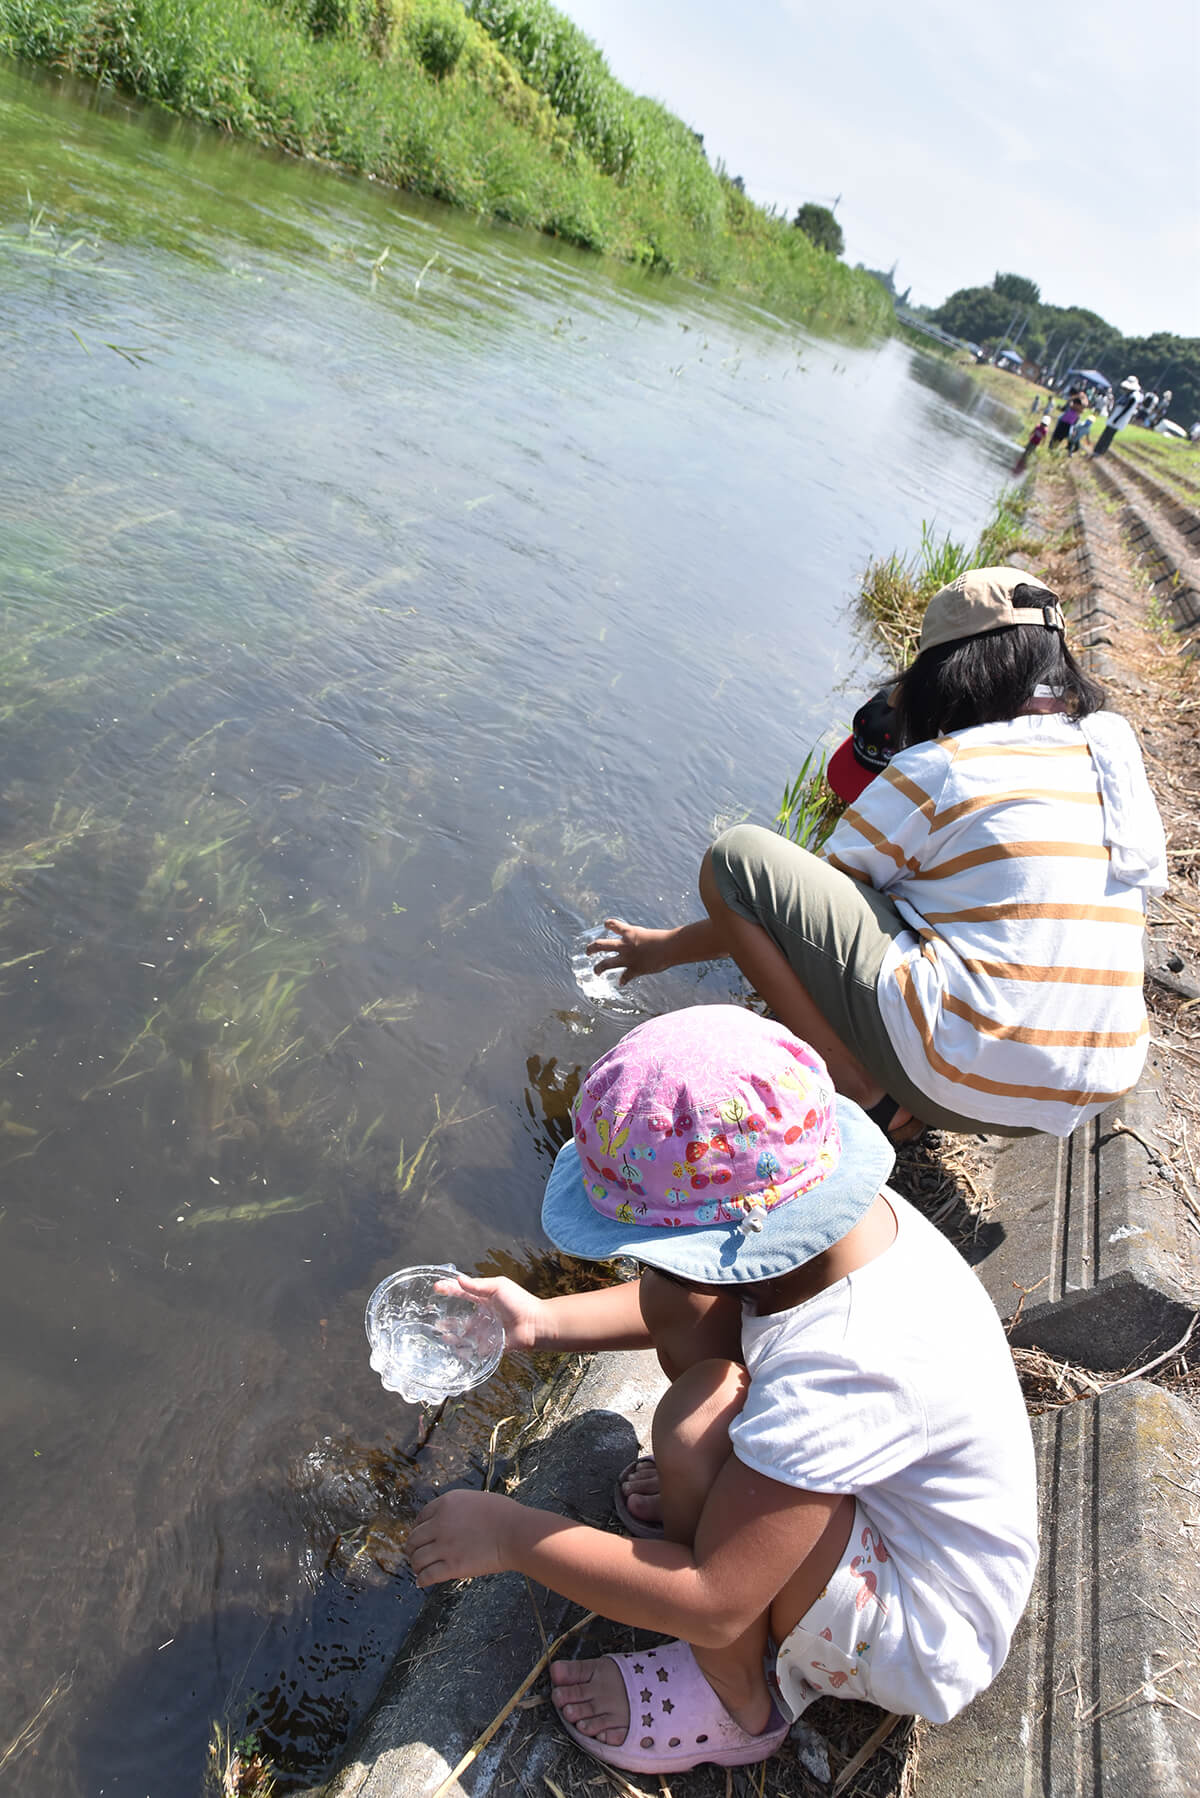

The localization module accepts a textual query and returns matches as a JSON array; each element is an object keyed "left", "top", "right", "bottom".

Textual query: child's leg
[
  {"left": 616, "top": 1272, "right": 744, "bottom": 1529},
  {"left": 638, "top": 1270, "right": 743, "bottom": 1380},
  {"left": 552, "top": 1358, "right": 854, "bottom": 1744}
]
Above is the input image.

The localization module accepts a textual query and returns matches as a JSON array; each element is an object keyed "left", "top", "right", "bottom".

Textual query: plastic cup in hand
[{"left": 364, "top": 1264, "right": 505, "bottom": 1405}]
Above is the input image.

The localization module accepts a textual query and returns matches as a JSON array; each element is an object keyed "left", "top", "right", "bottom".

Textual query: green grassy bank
[
  {"left": 1113, "top": 425, "right": 1200, "bottom": 505},
  {"left": 0, "top": 0, "right": 892, "bottom": 332}
]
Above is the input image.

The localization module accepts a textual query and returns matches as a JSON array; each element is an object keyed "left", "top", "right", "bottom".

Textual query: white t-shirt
[
  {"left": 824, "top": 712, "right": 1166, "bottom": 1135},
  {"left": 1107, "top": 388, "right": 1141, "bottom": 431},
  {"left": 728, "top": 1192, "right": 1038, "bottom": 1722}
]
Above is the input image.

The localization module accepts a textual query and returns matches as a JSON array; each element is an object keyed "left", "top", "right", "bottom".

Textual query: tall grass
[
  {"left": 775, "top": 483, "right": 1036, "bottom": 830},
  {"left": 776, "top": 745, "right": 844, "bottom": 851},
  {"left": 859, "top": 488, "right": 1033, "bottom": 667},
  {"left": 0, "top": 0, "right": 893, "bottom": 332}
]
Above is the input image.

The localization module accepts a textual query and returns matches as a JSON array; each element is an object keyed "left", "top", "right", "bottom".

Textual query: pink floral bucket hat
[{"left": 541, "top": 1007, "right": 894, "bottom": 1283}]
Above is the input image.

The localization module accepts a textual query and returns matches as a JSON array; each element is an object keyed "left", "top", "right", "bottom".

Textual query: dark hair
[{"left": 893, "top": 587, "right": 1105, "bottom": 747}]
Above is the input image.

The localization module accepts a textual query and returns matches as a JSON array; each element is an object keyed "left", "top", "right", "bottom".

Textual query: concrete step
[
  {"left": 1089, "top": 457, "right": 1200, "bottom": 641},
  {"left": 912, "top": 1379, "right": 1200, "bottom": 1797},
  {"left": 978, "top": 1059, "right": 1198, "bottom": 1371},
  {"left": 1111, "top": 450, "right": 1200, "bottom": 551}
]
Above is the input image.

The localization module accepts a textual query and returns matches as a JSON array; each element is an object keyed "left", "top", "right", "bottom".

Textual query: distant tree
[
  {"left": 928, "top": 274, "right": 1200, "bottom": 422},
  {"left": 792, "top": 203, "right": 844, "bottom": 257},
  {"left": 729, "top": 174, "right": 745, "bottom": 193},
  {"left": 931, "top": 284, "right": 1013, "bottom": 344},
  {"left": 993, "top": 272, "right": 1041, "bottom": 306}
]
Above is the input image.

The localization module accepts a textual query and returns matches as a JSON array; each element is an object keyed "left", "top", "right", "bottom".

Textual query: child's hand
[
  {"left": 587, "top": 918, "right": 669, "bottom": 984},
  {"left": 450, "top": 1273, "right": 547, "bottom": 1351},
  {"left": 407, "top": 1490, "right": 516, "bottom": 1586}
]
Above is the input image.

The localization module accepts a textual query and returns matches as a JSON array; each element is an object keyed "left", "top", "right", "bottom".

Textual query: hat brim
[
  {"left": 541, "top": 1094, "right": 895, "bottom": 1285},
  {"left": 826, "top": 737, "right": 875, "bottom": 805}
]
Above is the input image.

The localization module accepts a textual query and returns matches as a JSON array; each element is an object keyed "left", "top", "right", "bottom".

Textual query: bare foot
[
  {"left": 550, "top": 1654, "right": 631, "bottom": 1746},
  {"left": 552, "top": 1649, "right": 774, "bottom": 1744},
  {"left": 620, "top": 1459, "right": 662, "bottom": 1529}
]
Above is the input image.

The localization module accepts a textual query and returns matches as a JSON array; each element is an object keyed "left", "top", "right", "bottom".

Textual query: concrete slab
[
  {"left": 1089, "top": 459, "right": 1200, "bottom": 639},
  {"left": 310, "top": 1349, "right": 667, "bottom": 1798},
  {"left": 912, "top": 1380, "right": 1200, "bottom": 1797},
  {"left": 978, "top": 1057, "right": 1197, "bottom": 1370}
]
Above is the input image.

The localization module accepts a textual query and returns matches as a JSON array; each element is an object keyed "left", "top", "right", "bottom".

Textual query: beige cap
[{"left": 919, "top": 566, "right": 1065, "bottom": 654}]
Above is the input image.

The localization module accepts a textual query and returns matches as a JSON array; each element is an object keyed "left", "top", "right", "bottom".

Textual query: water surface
[{"left": 0, "top": 58, "right": 1019, "bottom": 1793}]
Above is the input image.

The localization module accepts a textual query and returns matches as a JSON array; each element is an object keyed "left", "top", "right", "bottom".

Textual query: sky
[{"left": 557, "top": 0, "right": 1200, "bottom": 339}]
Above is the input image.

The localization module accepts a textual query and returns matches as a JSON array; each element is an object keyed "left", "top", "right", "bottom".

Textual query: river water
[{"left": 0, "top": 57, "right": 1019, "bottom": 1795}]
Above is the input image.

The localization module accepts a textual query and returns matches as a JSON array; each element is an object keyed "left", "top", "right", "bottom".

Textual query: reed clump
[
  {"left": 0, "top": 0, "right": 893, "bottom": 332},
  {"left": 859, "top": 486, "right": 1033, "bottom": 667},
  {"left": 775, "top": 485, "right": 1034, "bottom": 830},
  {"left": 776, "top": 745, "right": 845, "bottom": 852}
]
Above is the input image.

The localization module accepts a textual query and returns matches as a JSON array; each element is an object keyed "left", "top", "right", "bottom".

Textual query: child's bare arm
[
  {"left": 454, "top": 1273, "right": 652, "bottom": 1353},
  {"left": 588, "top": 917, "right": 727, "bottom": 985},
  {"left": 407, "top": 1457, "right": 846, "bottom": 1650}
]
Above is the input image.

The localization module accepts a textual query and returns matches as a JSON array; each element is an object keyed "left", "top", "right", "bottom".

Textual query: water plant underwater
[
  {"left": 0, "top": 469, "right": 504, "bottom": 1234},
  {"left": 0, "top": 0, "right": 892, "bottom": 333}
]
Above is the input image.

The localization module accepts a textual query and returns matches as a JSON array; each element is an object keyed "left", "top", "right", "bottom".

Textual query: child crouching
[{"left": 406, "top": 1006, "right": 1038, "bottom": 1775}]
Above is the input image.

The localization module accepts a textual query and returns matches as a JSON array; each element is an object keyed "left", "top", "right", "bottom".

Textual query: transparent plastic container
[
  {"left": 570, "top": 927, "right": 638, "bottom": 1013},
  {"left": 364, "top": 1264, "right": 505, "bottom": 1405}
]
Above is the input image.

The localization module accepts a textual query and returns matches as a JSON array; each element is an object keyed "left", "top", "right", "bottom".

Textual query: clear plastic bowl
[
  {"left": 364, "top": 1264, "right": 505, "bottom": 1405},
  {"left": 570, "top": 926, "right": 639, "bottom": 1013}
]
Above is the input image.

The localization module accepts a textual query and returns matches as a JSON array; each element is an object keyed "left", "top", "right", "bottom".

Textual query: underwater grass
[{"left": 0, "top": 0, "right": 892, "bottom": 334}]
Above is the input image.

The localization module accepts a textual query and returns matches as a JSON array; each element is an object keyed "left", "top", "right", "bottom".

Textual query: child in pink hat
[{"left": 406, "top": 1007, "right": 1037, "bottom": 1777}]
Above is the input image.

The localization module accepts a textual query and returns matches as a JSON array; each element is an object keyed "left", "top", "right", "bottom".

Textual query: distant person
[
  {"left": 1137, "top": 391, "right": 1159, "bottom": 427},
  {"left": 1068, "top": 413, "right": 1094, "bottom": 455},
  {"left": 1092, "top": 376, "right": 1142, "bottom": 456},
  {"left": 1049, "top": 391, "right": 1082, "bottom": 451},
  {"left": 1014, "top": 412, "right": 1051, "bottom": 471},
  {"left": 1153, "top": 389, "right": 1173, "bottom": 428}
]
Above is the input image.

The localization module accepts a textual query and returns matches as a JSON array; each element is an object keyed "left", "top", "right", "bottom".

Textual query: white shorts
[{"left": 772, "top": 1501, "right": 904, "bottom": 1721}]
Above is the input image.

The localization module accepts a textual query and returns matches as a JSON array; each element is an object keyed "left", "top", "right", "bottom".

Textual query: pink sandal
[
  {"left": 554, "top": 1639, "right": 789, "bottom": 1774},
  {"left": 612, "top": 1456, "right": 665, "bottom": 1540}
]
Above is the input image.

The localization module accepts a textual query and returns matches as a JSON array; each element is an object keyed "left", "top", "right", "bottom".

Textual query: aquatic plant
[
  {"left": 207, "top": 1720, "right": 276, "bottom": 1798},
  {"left": 775, "top": 745, "right": 844, "bottom": 852}
]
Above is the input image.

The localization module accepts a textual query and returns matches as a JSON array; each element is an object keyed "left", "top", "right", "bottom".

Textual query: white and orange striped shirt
[{"left": 823, "top": 712, "right": 1167, "bottom": 1136}]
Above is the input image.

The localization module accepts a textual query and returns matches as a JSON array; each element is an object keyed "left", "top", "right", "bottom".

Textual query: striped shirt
[{"left": 823, "top": 712, "right": 1167, "bottom": 1136}]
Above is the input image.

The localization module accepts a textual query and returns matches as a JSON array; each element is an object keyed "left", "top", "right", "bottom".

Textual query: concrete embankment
[{"left": 307, "top": 462, "right": 1200, "bottom": 1798}]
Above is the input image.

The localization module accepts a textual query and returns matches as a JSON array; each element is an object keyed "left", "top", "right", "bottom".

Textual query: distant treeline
[
  {"left": 0, "top": 0, "right": 891, "bottom": 332},
  {"left": 929, "top": 273, "right": 1199, "bottom": 425}
]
